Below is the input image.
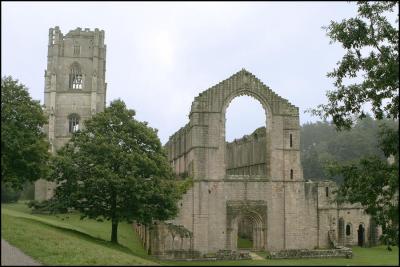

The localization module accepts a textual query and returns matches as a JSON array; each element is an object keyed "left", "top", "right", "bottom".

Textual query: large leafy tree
[
  {"left": 311, "top": 1, "right": 399, "bottom": 248},
  {"left": 1, "top": 76, "right": 50, "bottom": 190},
  {"left": 49, "top": 99, "right": 181, "bottom": 243},
  {"left": 312, "top": 1, "right": 398, "bottom": 129}
]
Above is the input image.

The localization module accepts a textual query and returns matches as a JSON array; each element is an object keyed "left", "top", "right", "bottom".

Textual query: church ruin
[
  {"left": 138, "top": 69, "right": 381, "bottom": 259},
  {"left": 35, "top": 27, "right": 380, "bottom": 259}
]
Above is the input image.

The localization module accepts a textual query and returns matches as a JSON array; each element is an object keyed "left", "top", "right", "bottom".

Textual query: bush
[
  {"left": 1, "top": 183, "right": 21, "bottom": 203},
  {"left": 20, "top": 182, "right": 35, "bottom": 200},
  {"left": 27, "top": 199, "right": 69, "bottom": 214}
]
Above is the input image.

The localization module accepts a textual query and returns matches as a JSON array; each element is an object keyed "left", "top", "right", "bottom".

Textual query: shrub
[{"left": 1, "top": 183, "right": 21, "bottom": 203}]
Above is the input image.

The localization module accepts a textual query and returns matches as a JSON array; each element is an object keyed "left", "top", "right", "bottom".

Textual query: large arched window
[
  {"left": 68, "top": 113, "right": 80, "bottom": 133},
  {"left": 225, "top": 95, "right": 266, "bottom": 176},
  {"left": 69, "top": 63, "right": 83, "bottom": 89}
]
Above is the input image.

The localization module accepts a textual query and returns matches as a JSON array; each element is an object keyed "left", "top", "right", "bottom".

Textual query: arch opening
[
  {"left": 357, "top": 224, "right": 365, "bottom": 247},
  {"left": 69, "top": 62, "right": 83, "bottom": 90},
  {"left": 231, "top": 211, "right": 265, "bottom": 251},
  {"left": 338, "top": 218, "right": 345, "bottom": 245},
  {"left": 68, "top": 113, "right": 80, "bottom": 133},
  {"left": 237, "top": 216, "right": 253, "bottom": 249},
  {"left": 224, "top": 95, "right": 267, "bottom": 176}
]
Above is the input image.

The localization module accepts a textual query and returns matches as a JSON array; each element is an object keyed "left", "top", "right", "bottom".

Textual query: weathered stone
[
  {"left": 35, "top": 26, "right": 107, "bottom": 201},
  {"left": 269, "top": 247, "right": 353, "bottom": 259}
]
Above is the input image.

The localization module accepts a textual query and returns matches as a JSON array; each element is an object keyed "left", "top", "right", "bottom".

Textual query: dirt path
[
  {"left": 249, "top": 252, "right": 264, "bottom": 260},
  {"left": 1, "top": 239, "right": 41, "bottom": 266}
]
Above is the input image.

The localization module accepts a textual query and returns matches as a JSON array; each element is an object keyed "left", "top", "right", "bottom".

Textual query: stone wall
[
  {"left": 269, "top": 247, "right": 353, "bottom": 259},
  {"left": 225, "top": 127, "right": 267, "bottom": 175}
]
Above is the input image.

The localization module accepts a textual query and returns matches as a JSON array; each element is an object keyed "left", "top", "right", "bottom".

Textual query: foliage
[
  {"left": 300, "top": 116, "right": 396, "bottom": 182},
  {"left": 49, "top": 99, "right": 181, "bottom": 243},
  {"left": 27, "top": 199, "right": 69, "bottom": 214},
  {"left": 176, "top": 177, "right": 194, "bottom": 195},
  {"left": 308, "top": 1, "right": 399, "bottom": 249},
  {"left": 310, "top": 1, "right": 399, "bottom": 130},
  {"left": 19, "top": 182, "right": 35, "bottom": 201},
  {"left": 165, "top": 222, "right": 192, "bottom": 239},
  {"left": 1, "top": 76, "right": 50, "bottom": 190},
  {"left": 328, "top": 126, "right": 399, "bottom": 247},
  {"left": 1, "top": 182, "right": 21, "bottom": 203}
]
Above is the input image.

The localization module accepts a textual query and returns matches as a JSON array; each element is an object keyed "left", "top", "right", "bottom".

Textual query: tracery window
[
  {"left": 68, "top": 114, "right": 80, "bottom": 133},
  {"left": 73, "top": 45, "right": 80, "bottom": 56},
  {"left": 69, "top": 63, "right": 83, "bottom": 89}
]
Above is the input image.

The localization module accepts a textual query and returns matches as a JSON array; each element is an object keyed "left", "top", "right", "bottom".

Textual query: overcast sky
[{"left": 2, "top": 2, "right": 360, "bottom": 144}]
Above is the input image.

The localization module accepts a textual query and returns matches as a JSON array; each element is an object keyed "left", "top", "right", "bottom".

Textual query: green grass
[
  {"left": 237, "top": 237, "right": 253, "bottom": 249},
  {"left": 2, "top": 202, "right": 399, "bottom": 266},
  {"left": 1, "top": 202, "right": 157, "bottom": 265}
]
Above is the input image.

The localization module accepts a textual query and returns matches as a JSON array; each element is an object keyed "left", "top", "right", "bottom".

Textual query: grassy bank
[
  {"left": 1, "top": 202, "right": 399, "bottom": 266},
  {"left": 1, "top": 202, "right": 156, "bottom": 265}
]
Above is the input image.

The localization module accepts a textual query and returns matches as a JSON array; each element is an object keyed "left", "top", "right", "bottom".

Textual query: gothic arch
[
  {"left": 222, "top": 92, "right": 270, "bottom": 177},
  {"left": 226, "top": 200, "right": 267, "bottom": 251},
  {"left": 69, "top": 62, "right": 83, "bottom": 89},
  {"left": 185, "top": 69, "right": 300, "bottom": 180}
]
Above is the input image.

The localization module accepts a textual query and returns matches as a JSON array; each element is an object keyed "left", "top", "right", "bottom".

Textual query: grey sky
[{"left": 2, "top": 2, "right": 359, "bottom": 144}]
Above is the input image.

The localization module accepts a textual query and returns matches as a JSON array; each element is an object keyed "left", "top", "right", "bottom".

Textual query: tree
[
  {"left": 1, "top": 76, "right": 50, "bottom": 190},
  {"left": 300, "top": 116, "right": 396, "bottom": 182},
  {"left": 49, "top": 99, "right": 181, "bottom": 243},
  {"left": 328, "top": 126, "right": 399, "bottom": 247},
  {"left": 311, "top": 1, "right": 399, "bottom": 248},
  {"left": 311, "top": 1, "right": 398, "bottom": 130}
]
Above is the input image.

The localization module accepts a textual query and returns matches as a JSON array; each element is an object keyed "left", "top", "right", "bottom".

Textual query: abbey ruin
[{"left": 35, "top": 27, "right": 381, "bottom": 259}]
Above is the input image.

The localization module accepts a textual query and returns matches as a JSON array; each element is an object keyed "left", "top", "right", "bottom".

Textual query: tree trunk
[
  {"left": 110, "top": 188, "right": 118, "bottom": 243},
  {"left": 111, "top": 219, "right": 118, "bottom": 243}
]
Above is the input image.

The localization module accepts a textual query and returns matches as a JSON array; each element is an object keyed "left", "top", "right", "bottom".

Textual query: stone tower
[{"left": 35, "top": 26, "right": 107, "bottom": 200}]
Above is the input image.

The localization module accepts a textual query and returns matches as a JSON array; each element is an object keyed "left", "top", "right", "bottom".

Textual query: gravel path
[
  {"left": 249, "top": 252, "right": 264, "bottom": 260},
  {"left": 1, "top": 239, "right": 41, "bottom": 266}
]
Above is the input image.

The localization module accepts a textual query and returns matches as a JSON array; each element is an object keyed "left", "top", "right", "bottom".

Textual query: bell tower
[{"left": 35, "top": 26, "right": 107, "bottom": 200}]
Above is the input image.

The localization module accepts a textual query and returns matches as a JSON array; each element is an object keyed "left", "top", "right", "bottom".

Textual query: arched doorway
[
  {"left": 357, "top": 224, "right": 365, "bottom": 247},
  {"left": 237, "top": 216, "right": 253, "bottom": 249},
  {"left": 226, "top": 201, "right": 267, "bottom": 251},
  {"left": 338, "top": 218, "right": 345, "bottom": 245}
]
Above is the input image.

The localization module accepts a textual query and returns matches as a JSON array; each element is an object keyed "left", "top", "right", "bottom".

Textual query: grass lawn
[
  {"left": 1, "top": 202, "right": 399, "bottom": 266},
  {"left": 1, "top": 202, "right": 157, "bottom": 265},
  {"left": 237, "top": 237, "right": 253, "bottom": 249}
]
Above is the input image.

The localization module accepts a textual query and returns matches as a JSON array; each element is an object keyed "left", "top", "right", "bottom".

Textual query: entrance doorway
[
  {"left": 357, "top": 224, "right": 365, "bottom": 246},
  {"left": 237, "top": 217, "right": 253, "bottom": 249}
]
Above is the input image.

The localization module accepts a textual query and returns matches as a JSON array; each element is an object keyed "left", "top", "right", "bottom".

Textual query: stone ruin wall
[
  {"left": 225, "top": 127, "right": 267, "bottom": 176},
  {"left": 134, "top": 69, "right": 381, "bottom": 259},
  {"left": 165, "top": 123, "right": 194, "bottom": 177}
]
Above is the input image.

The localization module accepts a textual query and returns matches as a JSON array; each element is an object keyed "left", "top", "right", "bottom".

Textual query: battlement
[{"left": 48, "top": 26, "right": 105, "bottom": 47}]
